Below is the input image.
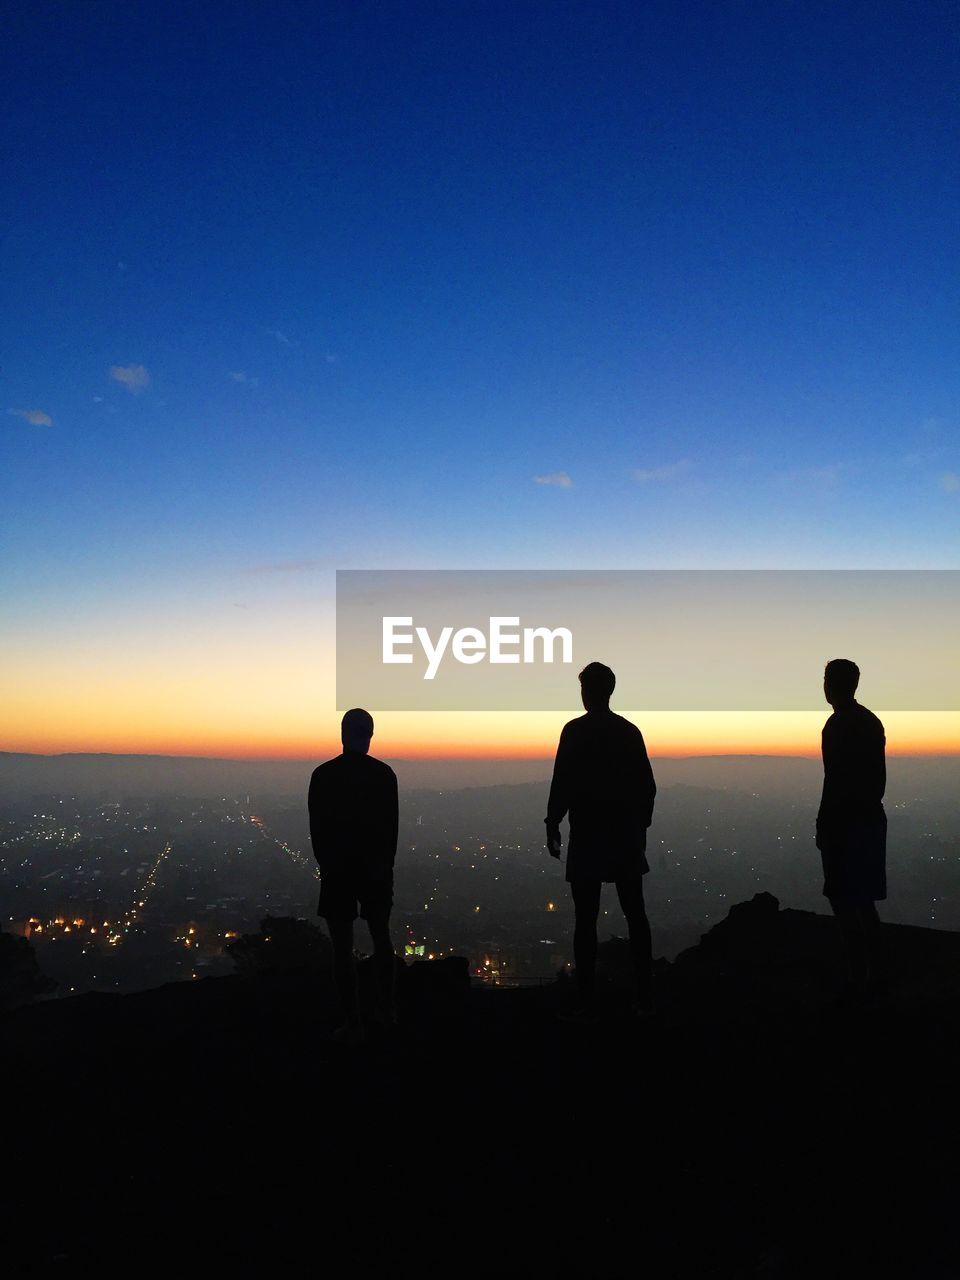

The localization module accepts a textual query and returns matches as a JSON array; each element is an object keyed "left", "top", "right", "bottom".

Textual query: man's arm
[
  {"left": 636, "top": 731, "right": 656, "bottom": 829},
  {"left": 307, "top": 767, "right": 329, "bottom": 874},
  {"left": 875, "top": 720, "right": 887, "bottom": 804},
  {"left": 816, "top": 719, "right": 838, "bottom": 848},
  {"left": 386, "top": 767, "right": 399, "bottom": 867},
  {"left": 815, "top": 725, "right": 826, "bottom": 848},
  {"left": 545, "top": 724, "right": 573, "bottom": 857}
]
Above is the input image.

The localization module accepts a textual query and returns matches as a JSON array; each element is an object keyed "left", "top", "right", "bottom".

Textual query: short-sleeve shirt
[
  {"left": 308, "top": 751, "right": 399, "bottom": 880},
  {"left": 816, "top": 701, "right": 887, "bottom": 903},
  {"left": 546, "top": 710, "right": 657, "bottom": 883}
]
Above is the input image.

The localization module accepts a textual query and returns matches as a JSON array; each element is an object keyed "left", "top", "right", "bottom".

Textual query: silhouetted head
[
  {"left": 823, "top": 658, "right": 859, "bottom": 707},
  {"left": 341, "top": 707, "right": 374, "bottom": 753},
  {"left": 579, "top": 661, "right": 616, "bottom": 711}
]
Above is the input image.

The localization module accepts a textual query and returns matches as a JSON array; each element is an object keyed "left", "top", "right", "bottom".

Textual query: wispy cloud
[
  {"left": 633, "top": 459, "right": 691, "bottom": 483},
  {"left": 941, "top": 472, "right": 960, "bottom": 493},
  {"left": 268, "top": 329, "right": 297, "bottom": 348},
  {"left": 9, "top": 407, "right": 53, "bottom": 426},
  {"left": 228, "top": 371, "right": 260, "bottom": 387},
  {"left": 533, "top": 471, "right": 573, "bottom": 488},
  {"left": 110, "top": 364, "right": 150, "bottom": 393}
]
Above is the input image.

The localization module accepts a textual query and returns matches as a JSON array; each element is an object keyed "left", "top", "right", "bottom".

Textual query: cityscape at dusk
[{"left": 3, "top": 751, "right": 957, "bottom": 995}]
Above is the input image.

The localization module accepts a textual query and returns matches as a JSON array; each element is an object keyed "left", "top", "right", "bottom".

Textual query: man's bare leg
[
  {"left": 367, "top": 913, "right": 397, "bottom": 1026},
  {"left": 830, "top": 900, "right": 884, "bottom": 998},
  {"left": 859, "top": 902, "right": 884, "bottom": 994},
  {"left": 327, "top": 917, "right": 361, "bottom": 1036},
  {"left": 616, "top": 878, "right": 653, "bottom": 1010},
  {"left": 570, "top": 879, "right": 602, "bottom": 1011}
]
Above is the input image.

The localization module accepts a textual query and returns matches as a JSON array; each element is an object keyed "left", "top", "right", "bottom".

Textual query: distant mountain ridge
[{"left": 1, "top": 747, "right": 956, "bottom": 799}]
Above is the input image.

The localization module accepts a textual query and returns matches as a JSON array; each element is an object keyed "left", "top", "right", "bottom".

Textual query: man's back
[
  {"left": 547, "top": 709, "right": 656, "bottom": 880},
  {"left": 818, "top": 700, "right": 886, "bottom": 832},
  {"left": 308, "top": 752, "right": 399, "bottom": 878}
]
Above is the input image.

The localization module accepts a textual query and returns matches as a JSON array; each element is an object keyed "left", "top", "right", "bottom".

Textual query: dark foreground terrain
[{"left": 5, "top": 895, "right": 960, "bottom": 1277}]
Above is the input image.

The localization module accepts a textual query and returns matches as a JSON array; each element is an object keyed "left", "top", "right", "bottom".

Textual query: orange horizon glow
[
  {"left": 6, "top": 602, "right": 959, "bottom": 763},
  {"left": 4, "top": 708, "right": 959, "bottom": 761}
]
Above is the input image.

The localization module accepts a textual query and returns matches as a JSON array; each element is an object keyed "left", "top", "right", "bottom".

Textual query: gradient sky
[{"left": 2, "top": 2, "right": 959, "bottom": 758}]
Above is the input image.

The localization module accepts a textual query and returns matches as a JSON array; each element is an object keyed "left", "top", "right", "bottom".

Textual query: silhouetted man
[
  {"left": 546, "top": 662, "right": 657, "bottom": 1016},
  {"left": 816, "top": 659, "right": 887, "bottom": 999},
  {"left": 309, "top": 708, "right": 399, "bottom": 1041}
]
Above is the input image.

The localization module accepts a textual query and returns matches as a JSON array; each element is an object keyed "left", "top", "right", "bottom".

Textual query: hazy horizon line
[{"left": 4, "top": 747, "right": 959, "bottom": 764}]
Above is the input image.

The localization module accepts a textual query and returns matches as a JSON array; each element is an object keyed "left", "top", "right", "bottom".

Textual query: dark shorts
[
  {"left": 820, "top": 816, "right": 887, "bottom": 905},
  {"left": 565, "top": 847, "right": 649, "bottom": 884},
  {"left": 564, "top": 823, "right": 649, "bottom": 884},
  {"left": 317, "top": 872, "right": 393, "bottom": 923}
]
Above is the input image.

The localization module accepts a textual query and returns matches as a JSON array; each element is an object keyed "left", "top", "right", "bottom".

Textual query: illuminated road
[
  {"left": 248, "top": 815, "right": 319, "bottom": 881},
  {"left": 106, "top": 841, "right": 172, "bottom": 945}
]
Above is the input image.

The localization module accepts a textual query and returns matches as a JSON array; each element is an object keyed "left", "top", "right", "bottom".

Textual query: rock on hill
[{"left": 5, "top": 895, "right": 960, "bottom": 1277}]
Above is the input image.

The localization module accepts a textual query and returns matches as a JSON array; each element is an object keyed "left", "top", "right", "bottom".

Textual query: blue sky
[{"left": 3, "top": 0, "right": 959, "bottom": 639}]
